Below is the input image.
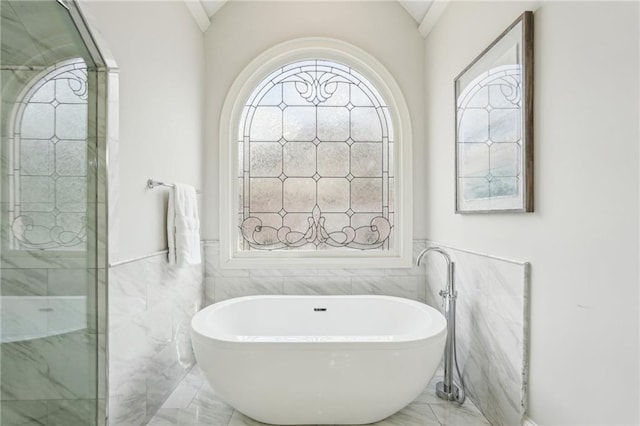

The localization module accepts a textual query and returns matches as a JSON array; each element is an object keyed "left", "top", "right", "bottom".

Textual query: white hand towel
[{"left": 167, "top": 183, "right": 201, "bottom": 266}]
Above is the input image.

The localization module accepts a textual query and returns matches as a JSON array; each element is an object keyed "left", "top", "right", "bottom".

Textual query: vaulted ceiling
[{"left": 183, "top": 0, "right": 449, "bottom": 38}]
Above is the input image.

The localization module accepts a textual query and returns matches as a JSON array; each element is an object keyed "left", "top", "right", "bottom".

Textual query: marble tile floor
[{"left": 146, "top": 365, "right": 491, "bottom": 426}]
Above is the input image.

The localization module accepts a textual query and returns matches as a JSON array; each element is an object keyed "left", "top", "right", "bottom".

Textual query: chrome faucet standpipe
[{"left": 417, "top": 247, "right": 466, "bottom": 404}]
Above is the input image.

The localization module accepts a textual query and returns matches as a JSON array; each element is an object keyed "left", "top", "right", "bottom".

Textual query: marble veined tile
[
  {"left": 146, "top": 408, "right": 179, "bottom": 426},
  {"left": 0, "top": 268, "right": 47, "bottom": 296},
  {"left": 1, "top": 331, "right": 96, "bottom": 400},
  {"left": 283, "top": 276, "right": 351, "bottom": 295},
  {"left": 374, "top": 404, "right": 441, "bottom": 425},
  {"left": 351, "top": 276, "right": 419, "bottom": 300},
  {"left": 422, "top": 242, "right": 528, "bottom": 426},
  {"left": 430, "top": 401, "right": 491, "bottom": 426},
  {"left": 214, "top": 277, "right": 283, "bottom": 302},
  {"left": 0, "top": 400, "right": 48, "bottom": 426},
  {"left": 47, "top": 399, "right": 97, "bottom": 426},
  {"left": 227, "top": 411, "right": 266, "bottom": 426}
]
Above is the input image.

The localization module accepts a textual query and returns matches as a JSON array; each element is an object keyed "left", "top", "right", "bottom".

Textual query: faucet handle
[{"left": 438, "top": 289, "right": 447, "bottom": 308}]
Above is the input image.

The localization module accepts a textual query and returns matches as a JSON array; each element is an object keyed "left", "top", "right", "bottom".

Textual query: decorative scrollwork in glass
[{"left": 238, "top": 60, "right": 394, "bottom": 251}]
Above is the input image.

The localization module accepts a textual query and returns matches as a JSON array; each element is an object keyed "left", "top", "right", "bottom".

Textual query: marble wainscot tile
[
  {"left": 47, "top": 399, "right": 97, "bottom": 425},
  {"left": 108, "top": 251, "right": 203, "bottom": 425},
  {"left": 1, "top": 331, "right": 97, "bottom": 401},
  {"left": 205, "top": 276, "right": 215, "bottom": 305},
  {"left": 422, "top": 242, "right": 529, "bottom": 426},
  {"left": 0, "top": 268, "right": 47, "bottom": 296},
  {"left": 351, "top": 276, "right": 419, "bottom": 300},
  {"left": 0, "top": 400, "right": 49, "bottom": 426},
  {"left": 283, "top": 276, "right": 352, "bottom": 295},
  {"left": 108, "top": 259, "right": 147, "bottom": 331},
  {"left": 213, "top": 277, "right": 283, "bottom": 302}
]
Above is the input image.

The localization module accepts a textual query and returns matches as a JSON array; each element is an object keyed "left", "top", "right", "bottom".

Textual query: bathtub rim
[{"left": 191, "top": 294, "right": 447, "bottom": 348}]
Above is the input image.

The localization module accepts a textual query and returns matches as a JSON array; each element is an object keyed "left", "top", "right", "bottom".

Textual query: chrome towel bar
[{"left": 147, "top": 178, "right": 200, "bottom": 194}]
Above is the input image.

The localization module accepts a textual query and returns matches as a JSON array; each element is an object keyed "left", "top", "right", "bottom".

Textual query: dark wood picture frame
[{"left": 454, "top": 11, "right": 534, "bottom": 213}]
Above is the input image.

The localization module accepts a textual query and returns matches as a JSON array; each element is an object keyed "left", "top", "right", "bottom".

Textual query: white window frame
[{"left": 219, "top": 37, "right": 412, "bottom": 269}]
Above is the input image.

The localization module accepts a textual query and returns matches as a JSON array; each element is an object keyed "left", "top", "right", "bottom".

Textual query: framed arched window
[{"left": 220, "top": 38, "right": 412, "bottom": 268}]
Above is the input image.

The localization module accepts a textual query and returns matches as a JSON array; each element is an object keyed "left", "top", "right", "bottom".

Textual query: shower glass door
[{"left": 0, "top": 1, "right": 107, "bottom": 424}]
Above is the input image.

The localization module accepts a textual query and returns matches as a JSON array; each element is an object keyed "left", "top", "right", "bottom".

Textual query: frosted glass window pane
[
  {"left": 350, "top": 108, "right": 382, "bottom": 141},
  {"left": 283, "top": 213, "right": 310, "bottom": 231},
  {"left": 321, "top": 213, "right": 350, "bottom": 233},
  {"left": 283, "top": 82, "right": 311, "bottom": 106},
  {"left": 21, "top": 140, "right": 54, "bottom": 175},
  {"left": 252, "top": 213, "right": 282, "bottom": 229},
  {"left": 56, "top": 140, "right": 87, "bottom": 176},
  {"left": 21, "top": 176, "right": 55, "bottom": 211},
  {"left": 55, "top": 104, "right": 87, "bottom": 140},
  {"left": 30, "top": 81, "right": 55, "bottom": 103},
  {"left": 351, "top": 178, "right": 382, "bottom": 212},
  {"left": 351, "top": 85, "right": 374, "bottom": 106},
  {"left": 250, "top": 142, "right": 282, "bottom": 177},
  {"left": 458, "top": 143, "right": 489, "bottom": 178},
  {"left": 317, "top": 178, "right": 349, "bottom": 212},
  {"left": 490, "top": 143, "right": 520, "bottom": 176},
  {"left": 56, "top": 177, "right": 86, "bottom": 212},
  {"left": 283, "top": 178, "right": 316, "bottom": 212},
  {"left": 351, "top": 213, "right": 377, "bottom": 229},
  {"left": 283, "top": 142, "right": 316, "bottom": 177},
  {"left": 489, "top": 109, "right": 520, "bottom": 142},
  {"left": 259, "top": 85, "right": 282, "bottom": 106},
  {"left": 250, "top": 178, "right": 282, "bottom": 211},
  {"left": 317, "top": 107, "right": 349, "bottom": 141},
  {"left": 388, "top": 142, "right": 394, "bottom": 177},
  {"left": 351, "top": 143, "right": 382, "bottom": 177},
  {"left": 321, "top": 82, "right": 349, "bottom": 106},
  {"left": 21, "top": 104, "right": 55, "bottom": 139},
  {"left": 317, "top": 143, "right": 349, "bottom": 176},
  {"left": 458, "top": 109, "right": 489, "bottom": 143},
  {"left": 250, "top": 107, "right": 282, "bottom": 141},
  {"left": 283, "top": 107, "right": 316, "bottom": 141},
  {"left": 55, "top": 78, "right": 86, "bottom": 103}
]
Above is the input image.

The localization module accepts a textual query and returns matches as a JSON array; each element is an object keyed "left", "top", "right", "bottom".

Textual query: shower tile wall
[
  {"left": 422, "top": 242, "right": 530, "bottom": 426},
  {"left": 203, "top": 241, "right": 428, "bottom": 304},
  {"left": 108, "top": 251, "right": 203, "bottom": 425},
  {"left": 0, "top": 268, "right": 99, "bottom": 424}
]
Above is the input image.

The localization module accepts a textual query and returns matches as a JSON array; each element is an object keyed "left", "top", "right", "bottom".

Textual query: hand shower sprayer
[{"left": 417, "top": 247, "right": 466, "bottom": 404}]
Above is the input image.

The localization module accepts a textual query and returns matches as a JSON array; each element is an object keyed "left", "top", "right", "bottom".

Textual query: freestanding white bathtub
[{"left": 191, "top": 295, "right": 447, "bottom": 425}]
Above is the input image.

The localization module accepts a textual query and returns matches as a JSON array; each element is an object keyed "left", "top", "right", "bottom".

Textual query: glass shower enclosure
[{"left": 0, "top": 0, "right": 110, "bottom": 424}]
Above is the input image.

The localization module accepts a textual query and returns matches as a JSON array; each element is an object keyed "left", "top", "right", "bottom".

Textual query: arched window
[
  {"left": 8, "top": 58, "right": 88, "bottom": 251},
  {"left": 220, "top": 38, "right": 412, "bottom": 268}
]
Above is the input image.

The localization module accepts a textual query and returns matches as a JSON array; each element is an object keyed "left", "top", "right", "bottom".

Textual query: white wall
[
  {"left": 202, "top": 0, "right": 426, "bottom": 240},
  {"left": 424, "top": 2, "right": 639, "bottom": 424},
  {"left": 84, "top": 1, "right": 205, "bottom": 262}
]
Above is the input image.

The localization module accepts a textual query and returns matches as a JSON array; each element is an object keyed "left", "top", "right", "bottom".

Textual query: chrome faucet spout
[
  {"left": 416, "top": 246, "right": 465, "bottom": 405},
  {"left": 416, "top": 247, "right": 455, "bottom": 296}
]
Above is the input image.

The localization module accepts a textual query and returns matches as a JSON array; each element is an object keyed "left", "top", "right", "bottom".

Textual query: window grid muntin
[{"left": 238, "top": 59, "right": 394, "bottom": 252}]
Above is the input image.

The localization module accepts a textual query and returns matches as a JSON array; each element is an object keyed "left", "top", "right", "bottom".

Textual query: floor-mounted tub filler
[{"left": 191, "top": 295, "right": 447, "bottom": 425}]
